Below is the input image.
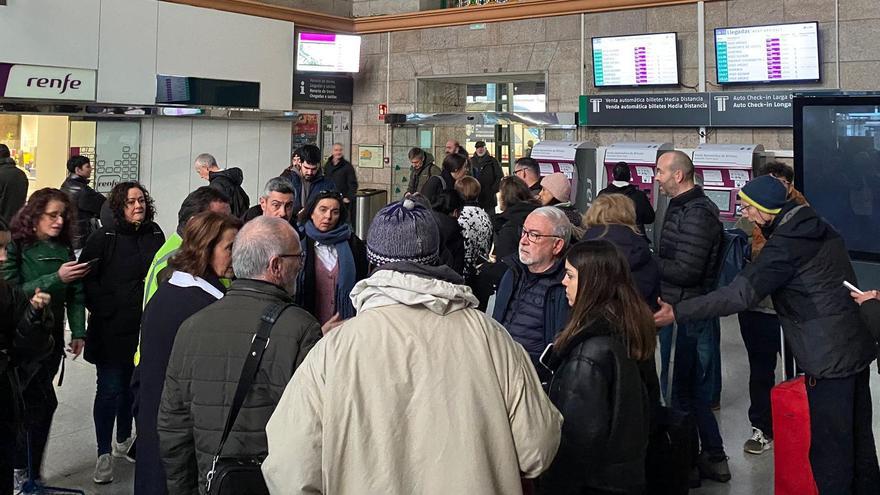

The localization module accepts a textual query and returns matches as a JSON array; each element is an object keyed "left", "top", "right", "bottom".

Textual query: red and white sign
[{"left": 378, "top": 103, "right": 387, "bottom": 121}]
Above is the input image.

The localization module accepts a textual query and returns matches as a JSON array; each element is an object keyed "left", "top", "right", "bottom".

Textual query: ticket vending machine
[
  {"left": 691, "top": 144, "right": 766, "bottom": 225},
  {"left": 531, "top": 141, "right": 598, "bottom": 213},
  {"left": 602, "top": 142, "right": 675, "bottom": 209}
]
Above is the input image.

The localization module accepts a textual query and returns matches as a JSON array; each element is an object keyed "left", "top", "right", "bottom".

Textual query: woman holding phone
[
  {"left": 79, "top": 181, "right": 164, "bottom": 484},
  {"left": 2, "top": 188, "right": 90, "bottom": 488}
]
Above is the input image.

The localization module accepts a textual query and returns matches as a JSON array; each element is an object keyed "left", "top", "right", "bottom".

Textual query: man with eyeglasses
[
  {"left": 513, "top": 157, "right": 543, "bottom": 196},
  {"left": 406, "top": 147, "right": 440, "bottom": 195},
  {"left": 158, "top": 216, "right": 324, "bottom": 494},
  {"left": 730, "top": 161, "right": 808, "bottom": 458},
  {"left": 492, "top": 206, "right": 571, "bottom": 382}
]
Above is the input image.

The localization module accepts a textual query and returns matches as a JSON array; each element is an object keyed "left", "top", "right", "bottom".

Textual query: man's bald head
[
  {"left": 656, "top": 150, "right": 696, "bottom": 197},
  {"left": 232, "top": 217, "right": 302, "bottom": 293},
  {"left": 662, "top": 150, "right": 694, "bottom": 182}
]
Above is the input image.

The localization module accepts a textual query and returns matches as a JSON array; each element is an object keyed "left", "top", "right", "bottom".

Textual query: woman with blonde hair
[{"left": 583, "top": 194, "right": 660, "bottom": 310}]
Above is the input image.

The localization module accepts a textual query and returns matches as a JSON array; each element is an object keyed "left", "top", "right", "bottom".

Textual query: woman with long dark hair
[
  {"left": 78, "top": 181, "right": 165, "bottom": 484},
  {"left": 492, "top": 175, "right": 540, "bottom": 260},
  {"left": 420, "top": 152, "right": 468, "bottom": 205},
  {"left": 133, "top": 211, "right": 241, "bottom": 495},
  {"left": 2, "top": 188, "right": 90, "bottom": 488},
  {"left": 538, "top": 240, "right": 656, "bottom": 495},
  {"left": 296, "top": 190, "right": 369, "bottom": 324}
]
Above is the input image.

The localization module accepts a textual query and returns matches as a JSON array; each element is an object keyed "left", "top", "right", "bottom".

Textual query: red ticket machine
[
  {"left": 531, "top": 141, "right": 598, "bottom": 213},
  {"left": 602, "top": 142, "right": 674, "bottom": 209},
  {"left": 691, "top": 144, "right": 766, "bottom": 224}
]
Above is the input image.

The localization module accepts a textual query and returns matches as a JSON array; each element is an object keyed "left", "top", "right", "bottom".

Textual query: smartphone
[
  {"left": 844, "top": 280, "right": 864, "bottom": 295},
  {"left": 538, "top": 343, "right": 555, "bottom": 371},
  {"left": 82, "top": 258, "right": 101, "bottom": 267}
]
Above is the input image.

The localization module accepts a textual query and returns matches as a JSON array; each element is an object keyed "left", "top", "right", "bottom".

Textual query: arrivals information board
[{"left": 715, "top": 22, "right": 820, "bottom": 84}]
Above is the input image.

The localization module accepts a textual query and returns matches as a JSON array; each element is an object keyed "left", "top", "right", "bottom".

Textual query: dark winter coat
[
  {"left": 471, "top": 153, "right": 503, "bottom": 212},
  {"left": 583, "top": 224, "right": 661, "bottom": 310},
  {"left": 0, "top": 279, "right": 52, "bottom": 376},
  {"left": 80, "top": 221, "right": 164, "bottom": 366},
  {"left": 158, "top": 279, "right": 321, "bottom": 494},
  {"left": 432, "top": 210, "right": 466, "bottom": 275},
  {"left": 675, "top": 202, "right": 878, "bottom": 379},
  {"left": 420, "top": 170, "right": 456, "bottom": 206},
  {"left": 407, "top": 162, "right": 441, "bottom": 195},
  {"left": 0, "top": 157, "right": 27, "bottom": 224},
  {"left": 492, "top": 200, "right": 539, "bottom": 260},
  {"left": 289, "top": 171, "right": 336, "bottom": 213},
  {"left": 323, "top": 157, "right": 359, "bottom": 205},
  {"left": 493, "top": 257, "right": 569, "bottom": 361},
  {"left": 598, "top": 183, "right": 656, "bottom": 236},
  {"left": 656, "top": 186, "right": 722, "bottom": 304},
  {"left": 60, "top": 174, "right": 106, "bottom": 249},
  {"left": 133, "top": 272, "right": 226, "bottom": 495},
  {"left": 298, "top": 234, "right": 370, "bottom": 318},
  {"left": 538, "top": 318, "right": 649, "bottom": 495},
  {"left": 208, "top": 168, "right": 249, "bottom": 218}
]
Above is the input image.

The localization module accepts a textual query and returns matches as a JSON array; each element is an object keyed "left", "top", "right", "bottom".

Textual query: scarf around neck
[{"left": 304, "top": 221, "right": 357, "bottom": 319}]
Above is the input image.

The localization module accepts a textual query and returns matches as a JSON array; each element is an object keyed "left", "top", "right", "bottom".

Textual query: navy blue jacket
[
  {"left": 286, "top": 171, "right": 336, "bottom": 212},
  {"left": 583, "top": 224, "right": 661, "bottom": 311},
  {"left": 492, "top": 256, "right": 569, "bottom": 361}
]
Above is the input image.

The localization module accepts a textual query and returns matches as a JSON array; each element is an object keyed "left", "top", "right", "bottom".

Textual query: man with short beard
[
  {"left": 493, "top": 206, "right": 571, "bottom": 382},
  {"left": 470, "top": 140, "right": 503, "bottom": 218},
  {"left": 157, "top": 216, "right": 323, "bottom": 494}
]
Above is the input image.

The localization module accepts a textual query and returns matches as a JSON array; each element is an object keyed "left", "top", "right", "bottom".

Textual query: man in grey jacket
[{"left": 158, "top": 216, "right": 322, "bottom": 494}]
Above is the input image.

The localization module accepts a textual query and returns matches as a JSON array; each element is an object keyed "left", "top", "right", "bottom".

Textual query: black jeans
[
  {"left": 0, "top": 371, "right": 15, "bottom": 495},
  {"left": 806, "top": 368, "right": 880, "bottom": 494},
  {"left": 738, "top": 311, "right": 794, "bottom": 438},
  {"left": 14, "top": 353, "right": 61, "bottom": 479},
  {"left": 94, "top": 363, "right": 134, "bottom": 456}
]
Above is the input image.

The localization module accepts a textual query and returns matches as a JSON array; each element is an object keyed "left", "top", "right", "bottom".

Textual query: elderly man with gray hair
[
  {"left": 241, "top": 177, "right": 296, "bottom": 224},
  {"left": 492, "top": 206, "right": 572, "bottom": 382},
  {"left": 194, "top": 152, "right": 250, "bottom": 217},
  {"left": 157, "top": 216, "right": 322, "bottom": 494}
]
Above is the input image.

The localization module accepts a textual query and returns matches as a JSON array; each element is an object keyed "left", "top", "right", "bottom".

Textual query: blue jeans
[
  {"left": 94, "top": 364, "right": 134, "bottom": 456},
  {"left": 659, "top": 320, "right": 725, "bottom": 457}
]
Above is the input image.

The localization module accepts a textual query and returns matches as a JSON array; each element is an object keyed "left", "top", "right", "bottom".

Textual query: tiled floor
[{"left": 35, "top": 315, "right": 880, "bottom": 494}]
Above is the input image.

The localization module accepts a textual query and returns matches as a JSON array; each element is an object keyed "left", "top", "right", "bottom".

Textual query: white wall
[
  {"left": 0, "top": 0, "right": 294, "bottom": 110},
  {"left": 140, "top": 118, "right": 292, "bottom": 233}
]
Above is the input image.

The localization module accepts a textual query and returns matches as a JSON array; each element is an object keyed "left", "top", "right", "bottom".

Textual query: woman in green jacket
[{"left": 2, "top": 187, "right": 90, "bottom": 487}]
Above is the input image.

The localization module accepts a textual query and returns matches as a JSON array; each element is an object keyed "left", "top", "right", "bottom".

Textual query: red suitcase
[{"left": 771, "top": 375, "right": 818, "bottom": 495}]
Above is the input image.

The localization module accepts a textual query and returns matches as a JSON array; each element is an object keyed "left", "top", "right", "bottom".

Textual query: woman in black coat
[
  {"left": 538, "top": 241, "right": 657, "bottom": 495},
  {"left": 420, "top": 152, "right": 468, "bottom": 205},
  {"left": 297, "top": 190, "right": 369, "bottom": 325},
  {"left": 132, "top": 211, "right": 241, "bottom": 495},
  {"left": 492, "top": 175, "right": 540, "bottom": 260},
  {"left": 583, "top": 193, "right": 661, "bottom": 311},
  {"left": 80, "top": 182, "right": 164, "bottom": 482}
]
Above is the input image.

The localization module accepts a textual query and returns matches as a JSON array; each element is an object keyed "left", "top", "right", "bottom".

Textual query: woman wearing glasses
[
  {"left": 2, "top": 188, "right": 90, "bottom": 488},
  {"left": 133, "top": 211, "right": 241, "bottom": 495},
  {"left": 297, "top": 190, "right": 369, "bottom": 325},
  {"left": 78, "top": 181, "right": 165, "bottom": 484}
]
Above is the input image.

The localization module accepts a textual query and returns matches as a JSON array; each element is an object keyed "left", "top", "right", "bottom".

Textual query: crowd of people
[{"left": 0, "top": 138, "right": 878, "bottom": 495}]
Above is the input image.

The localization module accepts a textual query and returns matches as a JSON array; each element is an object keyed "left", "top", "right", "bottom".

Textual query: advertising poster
[{"left": 292, "top": 111, "right": 319, "bottom": 149}]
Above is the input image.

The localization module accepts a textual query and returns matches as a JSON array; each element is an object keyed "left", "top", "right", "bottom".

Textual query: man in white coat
[{"left": 262, "top": 198, "right": 562, "bottom": 494}]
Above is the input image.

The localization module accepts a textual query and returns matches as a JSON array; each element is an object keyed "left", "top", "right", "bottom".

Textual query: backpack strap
[{"left": 206, "top": 301, "right": 291, "bottom": 491}]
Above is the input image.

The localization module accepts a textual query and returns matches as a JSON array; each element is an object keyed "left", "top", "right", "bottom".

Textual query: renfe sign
[{"left": 0, "top": 63, "right": 96, "bottom": 101}]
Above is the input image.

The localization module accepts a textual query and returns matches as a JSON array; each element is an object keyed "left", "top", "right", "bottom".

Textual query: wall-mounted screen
[
  {"left": 155, "top": 75, "right": 259, "bottom": 108},
  {"left": 715, "top": 22, "right": 820, "bottom": 85},
  {"left": 592, "top": 32, "right": 679, "bottom": 87},
  {"left": 705, "top": 189, "right": 734, "bottom": 214},
  {"left": 297, "top": 32, "right": 361, "bottom": 73}
]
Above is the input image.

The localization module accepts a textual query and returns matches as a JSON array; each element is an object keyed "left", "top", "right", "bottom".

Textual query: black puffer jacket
[
  {"left": 538, "top": 318, "right": 649, "bottom": 495},
  {"left": 158, "top": 279, "right": 321, "bottom": 494},
  {"left": 675, "top": 202, "right": 878, "bottom": 379},
  {"left": 471, "top": 153, "right": 503, "bottom": 212},
  {"left": 208, "top": 168, "right": 249, "bottom": 217},
  {"left": 656, "top": 186, "right": 722, "bottom": 304},
  {"left": 492, "top": 200, "right": 539, "bottom": 260},
  {"left": 583, "top": 224, "right": 660, "bottom": 310},
  {"left": 60, "top": 174, "right": 106, "bottom": 249},
  {"left": 323, "top": 157, "right": 359, "bottom": 204},
  {"left": 80, "top": 221, "right": 165, "bottom": 366},
  {"left": 0, "top": 156, "right": 27, "bottom": 224}
]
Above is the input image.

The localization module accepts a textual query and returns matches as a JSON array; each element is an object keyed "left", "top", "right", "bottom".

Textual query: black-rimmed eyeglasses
[{"left": 520, "top": 228, "right": 561, "bottom": 243}]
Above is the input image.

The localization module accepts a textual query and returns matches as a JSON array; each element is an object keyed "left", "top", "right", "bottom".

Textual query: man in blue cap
[{"left": 655, "top": 174, "right": 880, "bottom": 494}]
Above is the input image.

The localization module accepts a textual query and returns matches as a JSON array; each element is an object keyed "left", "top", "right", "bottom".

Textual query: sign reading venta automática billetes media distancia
[{"left": 0, "top": 63, "right": 96, "bottom": 101}]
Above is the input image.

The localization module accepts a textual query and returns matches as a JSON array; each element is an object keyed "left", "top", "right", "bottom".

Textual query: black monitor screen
[{"left": 796, "top": 98, "right": 880, "bottom": 261}]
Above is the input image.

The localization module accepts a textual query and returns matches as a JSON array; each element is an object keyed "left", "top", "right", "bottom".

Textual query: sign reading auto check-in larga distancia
[{"left": 0, "top": 63, "right": 96, "bottom": 101}]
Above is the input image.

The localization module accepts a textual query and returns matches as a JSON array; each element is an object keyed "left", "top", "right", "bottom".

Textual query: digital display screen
[
  {"left": 297, "top": 32, "right": 361, "bottom": 73},
  {"left": 592, "top": 33, "right": 679, "bottom": 87},
  {"left": 798, "top": 102, "right": 880, "bottom": 260},
  {"left": 715, "top": 22, "right": 820, "bottom": 84},
  {"left": 705, "top": 189, "right": 733, "bottom": 213}
]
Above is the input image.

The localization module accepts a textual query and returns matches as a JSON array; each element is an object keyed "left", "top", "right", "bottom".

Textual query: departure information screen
[
  {"left": 297, "top": 33, "right": 361, "bottom": 73},
  {"left": 715, "top": 22, "right": 820, "bottom": 84},
  {"left": 592, "top": 33, "right": 679, "bottom": 87}
]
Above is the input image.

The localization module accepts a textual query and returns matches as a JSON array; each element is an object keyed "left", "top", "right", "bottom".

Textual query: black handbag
[{"left": 205, "top": 302, "right": 290, "bottom": 495}]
